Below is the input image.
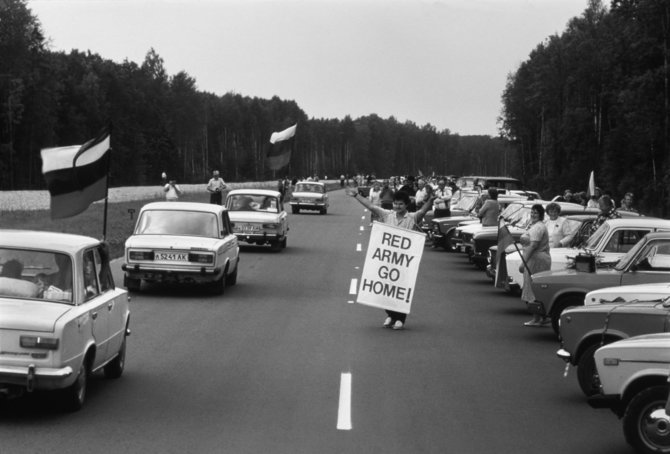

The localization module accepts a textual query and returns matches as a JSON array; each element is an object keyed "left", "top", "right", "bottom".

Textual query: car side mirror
[{"left": 230, "top": 222, "right": 235, "bottom": 228}]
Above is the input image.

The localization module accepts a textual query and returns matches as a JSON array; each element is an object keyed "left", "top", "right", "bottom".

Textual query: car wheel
[
  {"left": 623, "top": 385, "right": 670, "bottom": 454},
  {"left": 209, "top": 274, "right": 225, "bottom": 295},
  {"left": 320, "top": 208, "right": 327, "bottom": 215},
  {"left": 226, "top": 264, "right": 238, "bottom": 286},
  {"left": 104, "top": 336, "right": 127, "bottom": 379},
  {"left": 124, "top": 275, "right": 141, "bottom": 292},
  {"left": 62, "top": 360, "right": 88, "bottom": 412},
  {"left": 550, "top": 294, "right": 584, "bottom": 336},
  {"left": 444, "top": 231, "right": 456, "bottom": 252},
  {"left": 270, "top": 240, "right": 282, "bottom": 252},
  {"left": 577, "top": 343, "right": 603, "bottom": 397},
  {"left": 281, "top": 237, "right": 287, "bottom": 249},
  {"left": 292, "top": 206, "right": 299, "bottom": 214}
]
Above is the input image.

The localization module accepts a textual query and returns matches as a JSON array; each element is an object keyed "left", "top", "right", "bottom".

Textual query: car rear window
[
  {"left": 136, "top": 210, "right": 218, "bottom": 237},
  {"left": 0, "top": 249, "right": 73, "bottom": 302}
]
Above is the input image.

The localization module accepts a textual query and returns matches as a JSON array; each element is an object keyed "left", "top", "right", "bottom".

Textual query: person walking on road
[
  {"left": 206, "top": 170, "right": 227, "bottom": 205},
  {"left": 346, "top": 185, "right": 435, "bottom": 330}
]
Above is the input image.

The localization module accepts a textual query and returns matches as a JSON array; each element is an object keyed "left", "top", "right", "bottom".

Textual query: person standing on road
[
  {"left": 164, "top": 180, "right": 183, "bottom": 201},
  {"left": 346, "top": 185, "right": 435, "bottom": 330},
  {"left": 476, "top": 188, "right": 500, "bottom": 226},
  {"left": 206, "top": 170, "right": 227, "bottom": 205},
  {"left": 368, "top": 180, "right": 382, "bottom": 224},
  {"left": 432, "top": 178, "right": 452, "bottom": 218},
  {"left": 519, "top": 204, "right": 551, "bottom": 327},
  {"left": 544, "top": 202, "right": 573, "bottom": 248}
]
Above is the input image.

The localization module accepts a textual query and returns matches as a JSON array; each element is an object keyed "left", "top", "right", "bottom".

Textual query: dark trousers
[
  {"left": 385, "top": 310, "right": 407, "bottom": 323},
  {"left": 210, "top": 192, "right": 222, "bottom": 205}
]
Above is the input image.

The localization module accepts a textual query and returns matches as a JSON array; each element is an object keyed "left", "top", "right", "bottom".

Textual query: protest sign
[{"left": 356, "top": 221, "right": 426, "bottom": 314}]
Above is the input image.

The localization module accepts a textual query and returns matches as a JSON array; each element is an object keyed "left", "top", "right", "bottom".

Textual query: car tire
[
  {"left": 227, "top": 264, "right": 238, "bottom": 286},
  {"left": 62, "top": 360, "right": 88, "bottom": 412},
  {"left": 550, "top": 294, "right": 584, "bottom": 336},
  {"left": 124, "top": 275, "right": 141, "bottom": 292},
  {"left": 209, "top": 274, "right": 225, "bottom": 295},
  {"left": 321, "top": 208, "right": 327, "bottom": 215},
  {"left": 281, "top": 237, "right": 287, "bottom": 249},
  {"left": 292, "top": 206, "right": 299, "bottom": 214},
  {"left": 623, "top": 385, "right": 670, "bottom": 454},
  {"left": 577, "top": 343, "right": 603, "bottom": 397},
  {"left": 104, "top": 336, "right": 127, "bottom": 379},
  {"left": 270, "top": 240, "right": 282, "bottom": 252},
  {"left": 444, "top": 231, "right": 456, "bottom": 252}
]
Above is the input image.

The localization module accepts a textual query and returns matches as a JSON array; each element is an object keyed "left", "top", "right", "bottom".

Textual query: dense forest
[{"left": 1, "top": 0, "right": 669, "bottom": 216}]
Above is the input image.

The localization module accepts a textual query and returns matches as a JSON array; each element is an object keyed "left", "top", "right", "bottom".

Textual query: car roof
[
  {"left": 644, "top": 231, "right": 670, "bottom": 241},
  {"left": 0, "top": 230, "right": 100, "bottom": 254},
  {"left": 139, "top": 201, "right": 227, "bottom": 214},
  {"left": 227, "top": 189, "right": 282, "bottom": 197},
  {"left": 602, "top": 217, "right": 670, "bottom": 228},
  {"left": 296, "top": 181, "right": 325, "bottom": 186}
]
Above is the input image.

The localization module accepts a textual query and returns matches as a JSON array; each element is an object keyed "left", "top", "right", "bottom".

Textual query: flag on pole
[
  {"left": 494, "top": 224, "right": 515, "bottom": 288},
  {"left": 41, "top": 130, "right": 111, "bottom": 219},
  {"left": 267, "top": 123, "right": 297, "bottom": 170},
  {"left": 586, "top": 171, "right": 595, "bottom": 198}
]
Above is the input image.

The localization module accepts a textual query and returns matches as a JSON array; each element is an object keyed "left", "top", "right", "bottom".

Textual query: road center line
[
  {"left": 356, "top": 243, "right": 361, "bottom": 251},
  {"left": 337, "top": 372, "right": 352, "bottom": 430},
  {"left": 349, "top": 278, "right": 358, "bottom": 295}
]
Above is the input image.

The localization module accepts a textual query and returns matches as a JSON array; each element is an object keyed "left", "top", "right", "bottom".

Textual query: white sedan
[
  {"left": 226, "top": 189, "right": 288, "bottom": 251},
  {"left": 123, "top": 201, "right": 240, "bottom": 294},
  {"left": 0, "top": 230, "right": 130, "bottom": 411}
]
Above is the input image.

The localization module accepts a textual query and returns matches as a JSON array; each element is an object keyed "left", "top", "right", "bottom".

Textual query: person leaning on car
[
  {"left": 345, "top": 185, "right": 435, "bottom": 331},
  {"left": 206, "top": 170, "right": 227, "bottom": 205},
  {"left": 476, "top": 188, "right": 500, "bottom": 226}
]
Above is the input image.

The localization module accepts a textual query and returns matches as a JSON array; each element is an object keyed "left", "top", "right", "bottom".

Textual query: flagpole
[{"left": 102, "top": 148, "right": 111, "bottom": 241}]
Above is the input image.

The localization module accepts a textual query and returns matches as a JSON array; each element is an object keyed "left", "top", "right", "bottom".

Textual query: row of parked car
[
  {"left": 0, "top": 182, "right": 332, "bottom": 411},
  {"left": 425, "top": 180, "right": 670, "bottom": 453}
]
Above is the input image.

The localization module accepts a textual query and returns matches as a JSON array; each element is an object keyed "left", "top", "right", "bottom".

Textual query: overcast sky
[{"left": 28, "top": 0, "right": 589, "bottom": 136}]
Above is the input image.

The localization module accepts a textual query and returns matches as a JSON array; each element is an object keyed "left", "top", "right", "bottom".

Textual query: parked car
[
  {"left": 485, "top": 213, "right": 597, "bottom": 290},
  {"left": 558, "top": 288, "right": 670, "bottom": 396},
  {"left": 469, "top": 201, "right": 598, "bottom": 270},
  {"left": 289, "top": 181, "right": 329, "bottom": 214},
  {"left": 504, "top": 216, "right": 665, "bottom": 292},
  {"left": 123, "top": 201, "right": 240, "bottom": 293},
  {"left": 423, "top": 190, "right": 481, "bottom": 244},
  {"left": 0, "top": 230, "right": 130, "bottom": 411},
  {"left": 588, "top": 333, "right": 670, "bottom": 454},
  {"left": 530, "top": 231, "right": 670, "bottom": 334},
  {"left": 226, "top": 189, "right": 288, "bottom": 252}
]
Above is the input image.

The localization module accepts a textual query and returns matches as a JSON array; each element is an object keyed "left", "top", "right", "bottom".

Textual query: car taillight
[
  {"left": 20, "top": 336, "right": 59, "bottom": 350},
  {"left": 263, "top": 223, "right": 279, "bottom": 229},
  {"left": 188, "top": 252, "right": 214, "bottom": 264},
  {"left": 129, "top": 250, "right": 153, "bottom": 261}
]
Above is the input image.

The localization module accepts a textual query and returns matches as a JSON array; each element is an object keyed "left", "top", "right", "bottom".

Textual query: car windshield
[
  {"left": 295, "top": 184, "right": 323, "bottom": 193},
  {"left": 0, "top": 249, "right": 73, "bottom": 303},
  {"left": 455, "top": 194, "right": 478, "bottom": 210},
  {"left": 614, "top": 235, "right": 649, "bottom": 271},
  {"left": 227, "top": 194, "right": 279, "bottom": 213},
  {"left": 583, "top": 222, "right": 609, "bottom": 251},
  {"left": 136, "top": 210, "right": 219, "bottom": 237}
]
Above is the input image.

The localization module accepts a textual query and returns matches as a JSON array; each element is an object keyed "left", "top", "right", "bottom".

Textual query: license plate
[
  {"left": 300, "top": 199, "right": 312, "bottom": 203},
  {"left": 154, "top": 252, "right": 188, "bottom": 261},
  {"left": 459, "top": 245, "right": 467, "bottom": 252},
  {"left": 235, "top": 223, "right": 261, "bottom": 233}
]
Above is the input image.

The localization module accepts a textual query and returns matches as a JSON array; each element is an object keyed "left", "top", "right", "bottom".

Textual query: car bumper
[
  {"left": 122, "top": 263, "right": 223, "bottom": 283},
  {"left": 234, "top": 232, "right": 283, "bottom": 243},
  {"left": 290, "top": 201, "right": 326, "bottom": 208},
  {"left": 485, "top": 264, "right": 496, "bottom": 280},
  {"left": 587, "top": 393, "right": 622, "bottom": 412},
  {"left": 527, "top": 300, "right": 547, "bottom": 316},
  {"left": 0, "top": 364, "right": 74, "bottom": 392}
]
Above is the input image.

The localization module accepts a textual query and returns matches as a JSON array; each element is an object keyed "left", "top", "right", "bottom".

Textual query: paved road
[{"left": 0, "top": 190, "right": 631, "bottom": 453}]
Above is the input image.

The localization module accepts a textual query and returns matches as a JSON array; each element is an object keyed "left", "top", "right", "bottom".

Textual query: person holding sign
[{"left": 346, "top": 186, "right": 435, "bottom": 330}]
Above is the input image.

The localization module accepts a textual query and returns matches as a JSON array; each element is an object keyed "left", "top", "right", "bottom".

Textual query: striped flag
[
  {"left": 41, "top": 130, "right": 111, "bottom": 219},
  {"left": 267, "top": 124, "right": 297, "bottom": 170}
]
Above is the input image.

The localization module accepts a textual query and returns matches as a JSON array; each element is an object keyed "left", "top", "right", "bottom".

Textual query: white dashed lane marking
[{"left": 337, "top": 372, "right": 352, "bottom": 430}]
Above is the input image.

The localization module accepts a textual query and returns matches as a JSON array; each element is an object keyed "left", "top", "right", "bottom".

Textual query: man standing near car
[{"left": 206, "top": 170, "right": 227, "bottom": 205}]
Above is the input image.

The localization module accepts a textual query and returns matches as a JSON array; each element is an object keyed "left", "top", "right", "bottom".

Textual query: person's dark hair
[
  {"left": 393, "top": 190, "right": 411, "bottom": 205},
  {"left": 545, "top": 202, "right": 561, "bottom": 215},
  {"left": 531, "top": 203, "right": 545, "bottom": 221},
  {"left": 1, "top": 259, "right": 23, "bottom": 278},
  {"left": 600, "top": 194, "right": 614, "bottom": 210},
  {"left": 487, "top": 187, "right": 498, "bottom": 200}
]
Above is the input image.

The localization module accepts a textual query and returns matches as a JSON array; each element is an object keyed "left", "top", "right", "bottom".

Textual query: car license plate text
[{"left": 154, "top": 252, "right": 188, "bottom": 261}]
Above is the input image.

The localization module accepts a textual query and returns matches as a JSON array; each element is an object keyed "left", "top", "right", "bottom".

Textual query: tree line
[
  {"left": 0, "top": 0, "right": 513, "bottom": 195},
  {"left": 501, "top": 0, "right": 670, "bottom": 216},
  {"left": 2, "top": 0, "right": 669, "bottom": 216}
]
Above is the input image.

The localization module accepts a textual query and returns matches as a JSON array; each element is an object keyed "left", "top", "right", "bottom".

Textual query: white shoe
[
  {"left": 392, "top": 320, "right": 404, "bottom": 330},
  {"left": 383, "top": 317, "right": 392, "bottom": 328}
]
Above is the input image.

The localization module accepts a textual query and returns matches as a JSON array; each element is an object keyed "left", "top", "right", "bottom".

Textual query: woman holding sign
[{"left": 346, "top": 186, "right": 435, "bottom": 330}]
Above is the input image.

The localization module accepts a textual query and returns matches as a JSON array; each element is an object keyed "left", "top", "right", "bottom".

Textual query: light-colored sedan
[
  {"left": 0, "top": 230, "right": 130, "bottom": 411},
  {"left": 226, "top": 189, "right": 288, "bottom": 251},
  {"left": 289, "top": 181, "right": 329, "bottom": 214},
  {"left": 123, "top": 202, "right": 240, "bottom": 294}
]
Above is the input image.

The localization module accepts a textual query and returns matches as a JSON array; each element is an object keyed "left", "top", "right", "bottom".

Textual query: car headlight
[{"left": 21, "top": 336, "right": 59, "bottom": 350}]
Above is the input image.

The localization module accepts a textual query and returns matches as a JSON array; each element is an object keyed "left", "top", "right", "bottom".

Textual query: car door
[
  {"left": 220, "top": 211, "right": 239, "bottom": 267},
  {"left": 620, "top": 238, "right": 670, "bottom": 286},
  {"left": 81, "top": 247, "right": 110, "bottom": 368},
  {"left": 97, "top": 244, "right": 127, "bottom": 359}
]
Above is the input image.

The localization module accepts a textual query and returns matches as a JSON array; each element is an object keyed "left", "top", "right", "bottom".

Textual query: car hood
[
  {"left": 228, "top": 211, "right": 283, "bottom": 223},
  {"left": 0, "top": 299, "right": 71, "bottom": 332},
  {"left": 434, "top": 215, "right": 476, "bottom": 225},
  {"left": 595, "top": 333, "right": 670, "bottom": 358},
  {"left": 585, "top": 283, "right": 670, "bottom": 305},
  {"left": 126, "top": 235, "right": 223, "bottom": 249},
  {"left": 532, "top": 268, "right": 621, "bottom": 283}
]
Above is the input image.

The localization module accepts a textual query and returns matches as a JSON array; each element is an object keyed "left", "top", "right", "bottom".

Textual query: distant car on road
[
  {"left": 123, "top": 201, "right": 240, "bottom": 294},
  {"left": 226, "top": 189, "right": 288, "bottom": 252},
  {"left": 0, "top": 230, "right": 130, "bottom": 411},
  {"left": 289, "top": 181, "right": 329, "bottom": 214}
]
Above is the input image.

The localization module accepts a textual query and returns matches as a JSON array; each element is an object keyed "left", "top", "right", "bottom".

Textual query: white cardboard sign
[{"left": 356, "top": 221, "right": 425, "bottom": 314}]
